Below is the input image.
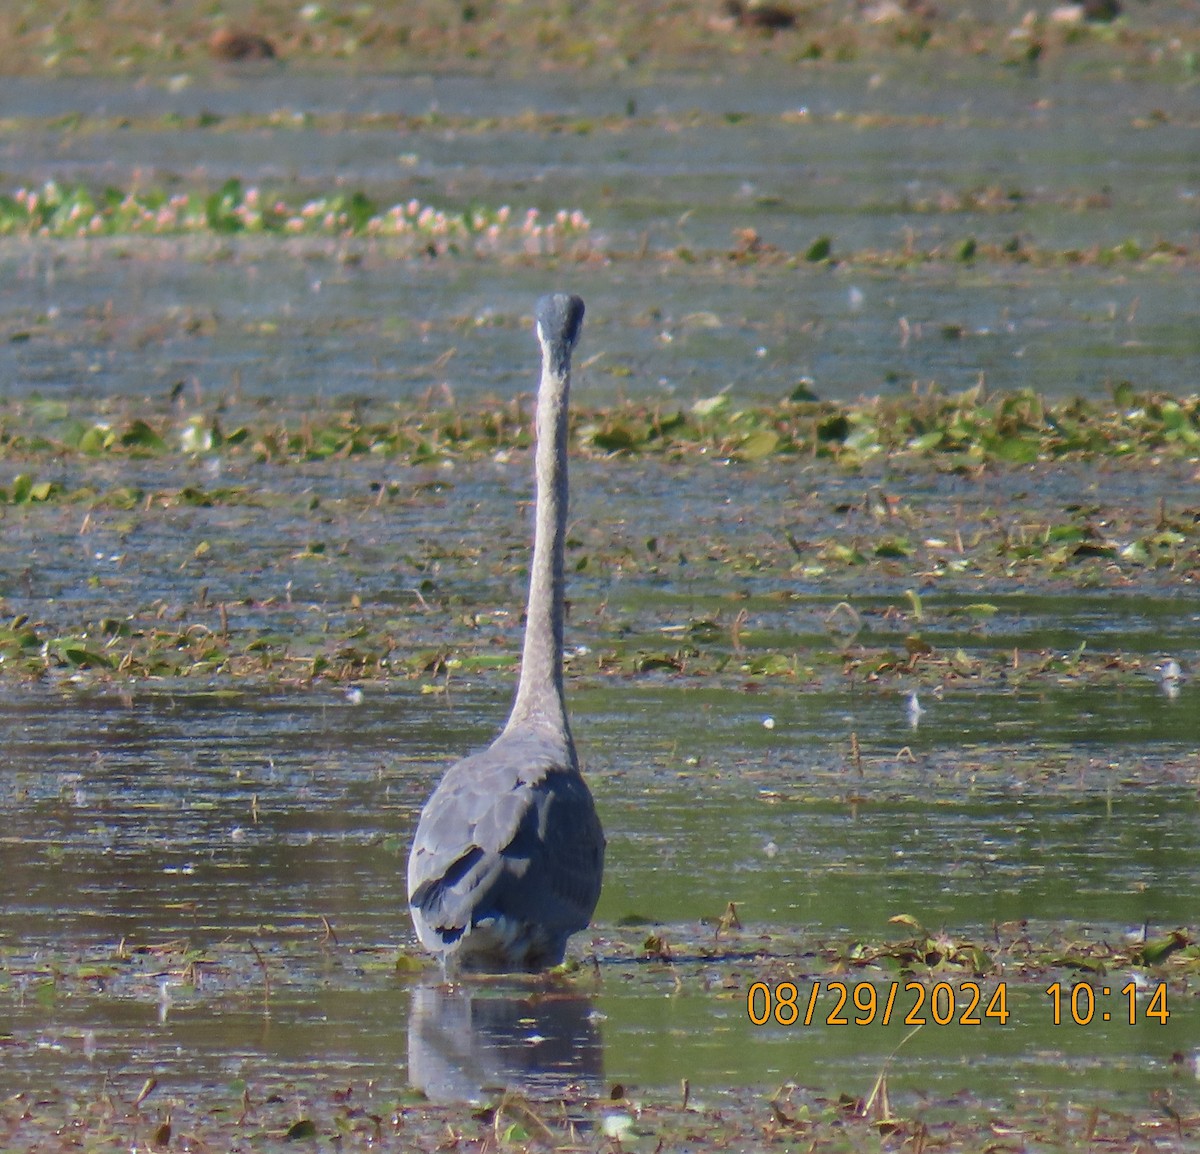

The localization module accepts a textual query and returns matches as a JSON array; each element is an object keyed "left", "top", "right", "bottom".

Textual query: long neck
[{"left": 504, "top": 350, "right": 574, "bottom": 750}]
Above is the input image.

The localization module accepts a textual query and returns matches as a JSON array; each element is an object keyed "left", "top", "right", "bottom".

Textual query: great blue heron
[{"left": 407, "top": 293, "right": 605, "bottom": 974}]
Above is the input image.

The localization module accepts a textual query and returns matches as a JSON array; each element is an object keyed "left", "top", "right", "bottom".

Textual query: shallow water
[
  {"left": 2, "top": 246, "right": 1194, "bottom": 406},
  {"left": 1, "top": 578, "right": 1197, "bottom": 1111},
  {"left": 0, "top": 65, "right": 1198, "bottom": 404},
  {"left": 1, "top": 64, "right": 1199, "bottom": 1129}
]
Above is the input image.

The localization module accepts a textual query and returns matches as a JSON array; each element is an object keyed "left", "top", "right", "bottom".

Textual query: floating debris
[
  {"left": 208, "top": 28, "right": 278, "bottom": 60},
  {"left": 905, "top": 690, "right": 924, "bottom": 730},
  {"left": 719, "top": 0, "right": 797, "bottom": 32}
]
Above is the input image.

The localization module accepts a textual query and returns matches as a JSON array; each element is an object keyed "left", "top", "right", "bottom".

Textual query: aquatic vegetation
[
  {"left": 2, "top": 383, "right": 1198, "bottom": 469},
  {"left": 0, "top": 472, "right": 57, "bottom": 503},
  {"left": 1, "top": 920, "right": 1197, "bottom": 1149},
  {"left": 0, "top": 153, "right": 1194, "bottom": 271},
  {"left": 0, "top": 179, "right": 592, "bottom": 255},
  {"left": 0, "top": 397, "right": 1194, "bottom": 690},
  {"left": 0, "top": 384, "right": 1194, "bottom": 688}
]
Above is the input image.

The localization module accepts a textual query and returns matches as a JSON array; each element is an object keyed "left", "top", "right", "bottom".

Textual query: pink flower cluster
[{"left": 4, "top": 182, "right": 594, "bottom": 253}]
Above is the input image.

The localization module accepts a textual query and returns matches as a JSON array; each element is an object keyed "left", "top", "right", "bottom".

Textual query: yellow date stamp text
[{"left": 746, "top": 980, "right": 1170, "bottom": 1027}]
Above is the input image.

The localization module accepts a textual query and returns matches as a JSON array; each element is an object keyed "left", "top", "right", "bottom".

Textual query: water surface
[{"left": 1, "top": 65, "right": 1199, "bottom": 1129}]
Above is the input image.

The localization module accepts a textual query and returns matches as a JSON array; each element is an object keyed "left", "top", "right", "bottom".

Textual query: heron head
[{"left": 535, "top": 294, "right": 585, "bottom": 360}]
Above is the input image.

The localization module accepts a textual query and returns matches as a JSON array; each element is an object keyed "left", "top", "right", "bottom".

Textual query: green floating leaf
[
  {"left": 6, "top": 474, "right": 57, "bottom": 503},
  {"left": 454, "top": 653, "right": 518, "bottom": 672},
  {"left": 1112, "top": 380, "right": 1136, "bottom": 410},
  {"left": 54, "top": 643, "right": 113, "bottom": 669},
  {"left": 888, "top": 914, "right": 929, "bottom": 936},
  {"left": 32, "top": 978, "right": 58, "bottom": 1008},
  {"left": 591, "top": 423, "right": 643, "bottom": 452},
  {"left": 121, "top": 419, "right": 167, "bottom": 451},
  {"left": 1046, "top": 524, "right": 1085, "bottom": 544},
  {"left": 8, "top": 473, "right": 44, "bottom": 503},
  {"left": 344, "top": 190, "right": 376, "bottom": 232},
  {"left": 875, "top": 538, "right": 912, "bottom": 559},
  {"left": 284, "top": 1119, "right": 317, "bottom": 1140},
  {"left": 634, "top": 653, "right": 683, "bottom": 673},
  {"left": 816, "top": 413, "right": 849, "bottom": 442},
  {"left": 950, "top": 648, "right": 976, "bottom": 674},
  {"left": 206, "top": 177, "right": 245, "bottom": 233},
  {"left": 743, "top": 653, "right": 792, "bottom": 676},
  {"left": 1134, "top": 930, "right": 1190, "bottom": 966},
  {"left": 824, "top": 542, "right": 865, "bottom": 565},
  {"left": 1047, "top": 953, "right": 1105, "bottom": 973},
  {"left": 984, "top": 434, "right": 1040, "bottom": 464},
  {"left": 908, "top": 430, "right": 944, "bottom": 452},
  {"left": 805, "top": 236, "right": 832, "bottom": 261},
  {"left": 736, "top": 429, "right": 779, "bottom": 460},
  {"left": 691, "top": 393, "right": 730, "bottom": 418},
  {"left": 77, "top": 424, "right": 117, "bottom": 453},
  {"left": 108, "top": 486, "right": 145, "bottom": 510},
  {"left": 29, "top": 399, "right": 70, "bottom": 421}
]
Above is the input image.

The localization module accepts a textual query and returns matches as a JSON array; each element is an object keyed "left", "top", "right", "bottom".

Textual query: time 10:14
[{"left": 1045, "top": 981, "right": 1169, "bottom": 1026}]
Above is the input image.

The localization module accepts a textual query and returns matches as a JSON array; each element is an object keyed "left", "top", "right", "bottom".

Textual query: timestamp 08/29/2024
[{"left": 746, "top": 980, "right": 1171, "bottom": 1028}]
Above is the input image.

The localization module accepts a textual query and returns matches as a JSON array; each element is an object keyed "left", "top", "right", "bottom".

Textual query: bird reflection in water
[
  {"left": 1155, "top": 657, "right": 1183, "bottom": 701},
  {"left": 407, "top": 982, "right": 604, "bottom": 1105}
]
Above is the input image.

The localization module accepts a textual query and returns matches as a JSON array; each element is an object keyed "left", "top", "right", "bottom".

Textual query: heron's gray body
[
  {"left": 407, "top": 725, "right": 604, "bottom": 971},
  {"left": 407, "top": 293, "right": 605, "bottom": 974}
]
